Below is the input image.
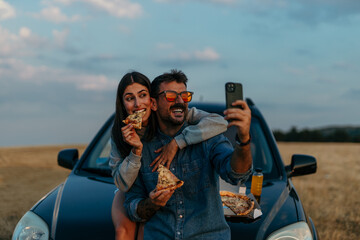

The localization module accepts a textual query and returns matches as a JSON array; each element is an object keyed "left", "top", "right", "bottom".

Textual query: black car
[{"left": 12, "top": 99, "right": 319, "bottom": 240}]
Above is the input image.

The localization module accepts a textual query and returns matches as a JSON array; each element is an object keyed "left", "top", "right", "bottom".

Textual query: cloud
[
  {"left": 87, "top": 0, "right": 142, "bottom": 18},
  {"left": 0, "top": 25, "right": 50, "bottom": 57},
  {"left": 0, "top": 0, "right": 15, "bottom": 20},
  {"left": 154, "top": 0, "right": 236, "bottom": 5},
  {"left": 19, "top": 27, "right": 31, "bottom": 38},
  {"left": 194, "top": 48, "right": 220, "bottom": 61},
  {"left": 52, "top": 28, "right": 69, "bottom": 47},
  {"left": 0, "top": 26, "right": 18, "bottom": 56},
  {"left": 0, "top": 57, "right": 117, "bottom": 91},
  {"left": 0, "top": 26, "right": 39, "bottom": 57},
  {"left": 158, "top": 47, "right": 220, "bottom": 67},
  {"left": 176, "top": 47, "right": 220, "bottom": 61},
  {"left": 54, "top": 0, "right": 143, "bottom": 19},
  {"left": 34, "top": 6, "right": 81, "bottom": 23}
]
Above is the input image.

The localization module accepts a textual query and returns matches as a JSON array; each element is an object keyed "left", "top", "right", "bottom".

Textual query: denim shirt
[{"left": 124, "top": 125, "right": 252, "bottom": 240}]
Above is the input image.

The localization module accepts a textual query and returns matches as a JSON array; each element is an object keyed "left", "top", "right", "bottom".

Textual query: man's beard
[{"left": 158, "top": 103, "right": 188, "bottom": 126}]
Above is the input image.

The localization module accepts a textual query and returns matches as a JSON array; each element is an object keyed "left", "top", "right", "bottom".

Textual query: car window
[
  {"left": 83, "top": 125, "right": 112, "bottom": 170},
  {"left": 222, "top": 118, "right": 274, "bottom": 176},
  {"left": 81, "top": 115, "right": 278, "bottom": 180}
]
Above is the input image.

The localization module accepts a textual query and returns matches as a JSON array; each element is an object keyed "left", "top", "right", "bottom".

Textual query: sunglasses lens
[
  {"left": 180, "top": 92, "right": 192, "bottom": 102},
  {"left": 165, "top": 92, "right": 177, "bottom": 102}
]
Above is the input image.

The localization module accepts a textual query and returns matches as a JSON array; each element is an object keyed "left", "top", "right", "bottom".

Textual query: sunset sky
[{"left": 1, "top": 0, "right": 360, "bottom": 146}]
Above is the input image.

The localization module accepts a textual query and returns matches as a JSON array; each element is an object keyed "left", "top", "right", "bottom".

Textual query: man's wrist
[
  {"left": 235, "top": 134, "right": 251, "bottom": 147},
  {"left": 137, "top": 198, "right": 160, "bottom": 220}
]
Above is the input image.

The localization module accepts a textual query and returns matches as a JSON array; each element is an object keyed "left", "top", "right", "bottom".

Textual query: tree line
[{"left": 273, "top": 126, "right": 360, "bottom": 142}]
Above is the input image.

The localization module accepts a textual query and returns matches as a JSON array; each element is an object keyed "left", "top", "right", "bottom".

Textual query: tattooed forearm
[{"left": 137, "top": 198, "right": 160, "bottom": 220}]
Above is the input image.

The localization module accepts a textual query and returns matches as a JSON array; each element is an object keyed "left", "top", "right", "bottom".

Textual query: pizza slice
[
  {"left": 122, "top": 109, "right": 146, "bottom": 129},
  {"left": 220, "top": 190, "right": 254, "bottom": 216},
  {"left": 156, "top": 164, "right": 184, "bottom": 191}
]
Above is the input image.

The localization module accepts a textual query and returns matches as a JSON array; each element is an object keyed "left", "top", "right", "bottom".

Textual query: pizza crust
[
  {"left": 220, "top": 190, "right": 254, "bottom": 216},
  {"left": 156, "top": 165, "right": 184, "bottom": 191}
]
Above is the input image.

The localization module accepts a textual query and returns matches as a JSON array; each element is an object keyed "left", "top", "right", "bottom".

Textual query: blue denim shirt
[{"left": 124, "top": 125, "right": 252, "bottom": 240}]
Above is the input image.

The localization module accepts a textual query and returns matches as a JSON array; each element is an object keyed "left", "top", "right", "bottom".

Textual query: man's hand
[
  {"left": 223, "top": 100, "right": 251, "bottom": 143},
  {"left": 136, "top": 188, "right": 174, "bottom": 220},
  {"left": 223, "top": 100, "right": 252, "bottom": 174},
  {"left": 150, "top": 139, "right": 179, "bottom": 172},
  {"left": 150, "top": 189, "right": 175, "bottom": 207}
]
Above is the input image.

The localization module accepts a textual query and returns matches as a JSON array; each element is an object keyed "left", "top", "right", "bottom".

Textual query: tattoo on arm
[{"left": 137, "top": 198, "right": 160, "bottom": 220}]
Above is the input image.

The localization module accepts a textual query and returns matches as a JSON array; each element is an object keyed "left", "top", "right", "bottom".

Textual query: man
[{"left": 124, "top": 70, "right": 252, "bottom": 240}]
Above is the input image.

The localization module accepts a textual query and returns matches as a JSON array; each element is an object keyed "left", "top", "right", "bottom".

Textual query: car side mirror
[
  {"left": 285, "top": 154, "right": 317, "bottom": 178},
  {"left": 58, "top": 148, "right": 79, "bottom": 170}
]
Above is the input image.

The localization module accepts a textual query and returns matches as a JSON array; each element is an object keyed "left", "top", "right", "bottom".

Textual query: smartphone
[{"left": 225, "top": 82, "right": 243, "bottom": 109}]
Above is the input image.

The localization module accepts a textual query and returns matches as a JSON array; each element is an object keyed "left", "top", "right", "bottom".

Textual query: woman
[{"left": 109, "top": 71, "right": 228, "bottom": 239}]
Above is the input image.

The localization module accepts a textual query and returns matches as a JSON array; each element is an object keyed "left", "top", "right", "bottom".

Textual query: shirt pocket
[
  {"left": 182, "top": 158, "right": 211, "bottom": 195},
  {"left": 141, "top": 171, "right": 158, "bottom": 194}
]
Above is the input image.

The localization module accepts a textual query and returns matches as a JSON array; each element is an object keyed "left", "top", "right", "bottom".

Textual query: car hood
[
  {"left": 33, "top": 174, "right": 300, "bottom": 240},
  {"left": 33, "top": 172, "right": 116, "bottom": 240},
  {"left": 227, "top": 180, "right": 300, "bottom": 239}
]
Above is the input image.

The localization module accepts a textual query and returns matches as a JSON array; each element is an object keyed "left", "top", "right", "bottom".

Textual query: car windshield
[{"left": 80, "top": 111, "right": 279, "bottom": 182}]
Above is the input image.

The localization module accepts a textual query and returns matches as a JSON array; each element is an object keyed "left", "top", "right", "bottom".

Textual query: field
[{"left": 1, "top": 142, "right": 359, "bottom": 239}]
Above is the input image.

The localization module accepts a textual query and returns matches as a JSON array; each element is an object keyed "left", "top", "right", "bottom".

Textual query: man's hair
[{"left": 151, "top": 69, "right": 188, "bottom": 98}]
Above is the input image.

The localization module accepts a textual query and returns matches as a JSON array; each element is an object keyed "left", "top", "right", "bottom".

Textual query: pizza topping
[
  {"left": 220, "top": 191, "right": 254, "bottom": 216},
  {"left": 122, "top": 109, "right": 146, "bottom": 129},
  {"left": 156, "top": 165, "right": 184, "bottom": 191}
]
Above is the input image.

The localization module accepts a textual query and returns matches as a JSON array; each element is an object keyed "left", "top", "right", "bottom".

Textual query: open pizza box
[
  {"left": 223, "top": 192, "right": 262, "bottom": 219},
  {"left": 220, "top": 181, "right": 262, "bottom": 220}
]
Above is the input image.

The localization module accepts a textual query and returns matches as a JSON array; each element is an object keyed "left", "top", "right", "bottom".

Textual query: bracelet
[{"left": 235, "top": 134, "right": 251, "bottom": 147}]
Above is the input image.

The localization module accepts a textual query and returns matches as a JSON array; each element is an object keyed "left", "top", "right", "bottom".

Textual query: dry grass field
[
  {"left": 0, "top": 145, "right": 87, "bottom": 240},
  {"left": 278, "top": 142, "right": 360, "bottom": 240},
  {"left": 1, "top": 142, "right": 359, "bottom": 239}
]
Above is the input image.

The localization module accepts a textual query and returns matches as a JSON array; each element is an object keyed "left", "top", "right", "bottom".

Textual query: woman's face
[{"left": 122, "top": 83, "right": 152, "bottom": 126}]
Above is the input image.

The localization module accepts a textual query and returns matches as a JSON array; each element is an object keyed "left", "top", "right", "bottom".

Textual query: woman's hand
[
  {"left": 150, "top": 139, "right": 179, "bottom": 172},
  {"left": 121, "top": 124, "right": 142, "bottom": 155}
]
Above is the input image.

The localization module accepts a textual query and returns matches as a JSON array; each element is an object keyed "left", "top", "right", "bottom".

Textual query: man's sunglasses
[{"left": 158, "top": 90, "right": 194, "bottom": 103}]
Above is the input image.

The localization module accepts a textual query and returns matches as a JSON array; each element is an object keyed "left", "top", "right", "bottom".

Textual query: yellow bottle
[{"left": 250, "top": 168, "right": 263, "bottom": 203}]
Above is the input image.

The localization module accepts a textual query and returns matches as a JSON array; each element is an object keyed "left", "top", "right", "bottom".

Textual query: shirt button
[
  {"left": 177, "top": 231, "right": 181, "bottom": 235},
  {"left": 179, "top": 201, "right": 183, "bottom": 204},
  {"left": 179, "top": 215, "right": 183, "bottom": 218},
  {"left": 171, "top": 168, "right": 175, "bottom": 171}
]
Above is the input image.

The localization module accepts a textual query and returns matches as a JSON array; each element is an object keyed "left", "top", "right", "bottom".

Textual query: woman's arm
[
  {"left": 109, "top": 138, "right": 141, "bottom": 192},
  {"left": 150, "top": 107, "right": 228, "bottom": 170},
  {"left": 175, "top": 107, "right": 228, "bottom": 148}
]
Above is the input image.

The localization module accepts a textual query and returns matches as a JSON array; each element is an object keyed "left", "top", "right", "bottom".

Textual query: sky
[{"left": 1, "top": 0, "right": 360, "bottom": 147}]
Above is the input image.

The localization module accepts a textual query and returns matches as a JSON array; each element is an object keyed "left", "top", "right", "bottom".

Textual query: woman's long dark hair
[{"left": 112, "top": 71, "right": 156, "bottom": 158}]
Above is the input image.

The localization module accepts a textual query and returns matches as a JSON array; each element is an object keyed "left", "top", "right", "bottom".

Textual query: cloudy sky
[{"left": 1, "top": 0, "right": 360, "bottom": 146}]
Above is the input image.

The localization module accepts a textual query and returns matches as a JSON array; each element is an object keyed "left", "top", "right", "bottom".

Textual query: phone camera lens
[{"left": 227, "top": 83, "right": 235, "bottom": 92}]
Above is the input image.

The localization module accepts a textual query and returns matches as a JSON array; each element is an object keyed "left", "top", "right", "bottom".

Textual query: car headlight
[
  {"left": 266, "top": 221, "right": 313, "bottom": 240},
  {"left": 12, "top": 211, "right": 49, "bottom": 240}
]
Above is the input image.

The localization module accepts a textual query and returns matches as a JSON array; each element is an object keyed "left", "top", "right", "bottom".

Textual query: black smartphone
[{"left": 225, "top": 82, "right": 243, "bottom": 109}]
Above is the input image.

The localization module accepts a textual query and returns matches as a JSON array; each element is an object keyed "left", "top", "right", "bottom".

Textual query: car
[{"left": 12, "top": 99, "right": 319, "bottom": 240}]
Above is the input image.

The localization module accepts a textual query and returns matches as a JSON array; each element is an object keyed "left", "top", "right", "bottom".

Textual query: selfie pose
[
  {"left": 124, "top": 70, "right": 253, "bottom": 240},
  {"left": 109, "top": 71, "right": 228, "bottom": 239}
]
